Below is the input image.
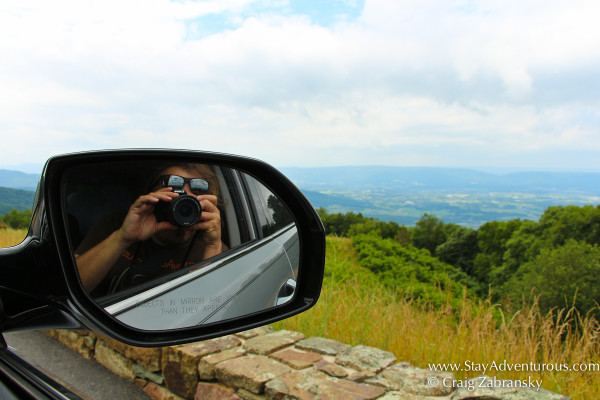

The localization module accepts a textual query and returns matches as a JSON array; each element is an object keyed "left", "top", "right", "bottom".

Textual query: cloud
[{"left": 0, "top": 0, "right": 599, "bottom": 170}]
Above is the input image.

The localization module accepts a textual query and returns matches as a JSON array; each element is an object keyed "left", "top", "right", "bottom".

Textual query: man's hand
[{"left": 117, "top": 188, "right": 179, "bottom": 245}]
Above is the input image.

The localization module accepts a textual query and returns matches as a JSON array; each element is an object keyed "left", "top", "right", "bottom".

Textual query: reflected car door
[
  {"left": 106, "top": 169, "right": 299, "bottom": 330},
  {"left": 204, "top": 171, "right": 299, "bottom": 324}
]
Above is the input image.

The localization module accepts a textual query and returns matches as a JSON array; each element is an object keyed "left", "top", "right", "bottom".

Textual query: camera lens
[{"left": 171, "top": 195, "right": 202, "bottom": 227}]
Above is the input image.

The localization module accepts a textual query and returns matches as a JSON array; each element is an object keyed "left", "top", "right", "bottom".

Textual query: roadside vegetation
[
  {"left": 0, "top": 209, "right": 30, "bottom": 247},
  {"left": 274, "top": 206, "right": 600, "bottom": 399},
  {"left": 0, "top": 227, "right": 27, "bottom": 247},
  {"left": 273, "top": 236, "right": 600, "bottom": 399}
]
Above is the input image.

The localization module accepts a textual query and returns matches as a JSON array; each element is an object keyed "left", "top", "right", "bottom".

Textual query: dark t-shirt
[{"left": 75, "top": 213, "right": 207, "bottom": 297}]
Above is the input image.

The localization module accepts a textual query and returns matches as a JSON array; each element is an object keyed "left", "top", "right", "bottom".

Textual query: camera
[{"left": 154, "top": 189, "right": 202, "bottom": 227}]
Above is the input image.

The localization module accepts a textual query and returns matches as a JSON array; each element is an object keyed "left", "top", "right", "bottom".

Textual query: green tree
[
  {"left": 473, "top": 219, "right": 523, "bottom": 284},
  {"left": 435, "top": 227, "right": 478, "bottom": 276},
  {"left": 0, "top": 209, "right": 31, "bottom": 229},
  {"left": 316, "top": 208, "right": 369, "bottom": 237},
  {"left": 348, "top": 219, "right": 407, "bottom": 242},
  {"left": 351, "top": 232, "right": 478, "bottom": 308},
  {"left": 503, "top": 240, "right": 600, "bottom": 317},
  {"left": 537, "top": 205, "right": 600, "bottom": 247},
  {"left": 411, "top": 214, "right": 459, "bottom": 255},
  {"left": 493, "top": 220, "right": 541, "bottom": 288},
  {"left": 496, "top": 205, "right": 600, "bottom": 292}
]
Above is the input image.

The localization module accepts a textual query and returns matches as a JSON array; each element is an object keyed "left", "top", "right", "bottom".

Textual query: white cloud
[{"left": 0, "top": 0, "right": 599, "bottom": 170}]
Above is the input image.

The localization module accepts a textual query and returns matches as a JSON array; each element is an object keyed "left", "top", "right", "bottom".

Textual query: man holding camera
[{"left": 75, "top": 163, "right": 224, "bottom": 297}]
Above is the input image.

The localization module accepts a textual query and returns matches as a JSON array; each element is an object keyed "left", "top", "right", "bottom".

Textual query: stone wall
[{"left": 45, "top": 327, "right": 569, "bottom": 400}]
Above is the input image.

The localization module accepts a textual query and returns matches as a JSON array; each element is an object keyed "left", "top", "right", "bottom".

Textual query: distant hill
[
  {"left": 0, "top": 187, "right": 35, "bottom": 215},
  {"left": 0, "top": 169, "right": 39, "bottom": 191},
  {"left": 280, "top": 166, "right": 600, "bottom": 195},
  {"left": 2, "top": 166, "right": 599, "bottom": 227},
  {"left": 281, "top": 166, "right": 600, "bottom": 227},
  {"left": 0, "top": 169, "right": 39, "bottom": 215},
  {"left": 301, "top": 189, "right": 370, "bottom": 210}
]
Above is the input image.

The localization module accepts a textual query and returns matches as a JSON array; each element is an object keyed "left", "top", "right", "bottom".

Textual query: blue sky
[{"left": 1, "top": 0, "right": 599, "bottom": 173}]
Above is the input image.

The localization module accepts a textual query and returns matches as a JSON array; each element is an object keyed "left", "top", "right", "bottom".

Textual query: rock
[
  {"left": 94, "top": 341, "right": 134, "bottom": 381},
  {"left": 347, "top": 369, "right": 377, "bottom": 382},
  {"left": 315, "top": 360, "right": 349, "bottom": 378},
  {"left": 379, "top": 362, "right": 454, "bottom": 396},
  {"left": 336, "top": 345, "right": 396, "bottom": 374},
  {"left": 195, "top": 382, "right": 242, "bottom": 400},
  {"left": 236, "top": 388, "right": 268, "bottom": 400},
  {"left": 215, "top": 355, "right": 292, "bottom": 394},
  {"left": 235, "top": 326, "right": 274, "bottom": 340},
  {"left": 52, "top": 330, "right": 96, "bottom": 359},
  {"left": 295, "top": 337, "right": 351, "bottom": 356},
  {"left": 271, "top": 348, "right": 323, "bottom": 370},
  {"left": 265, "top": 370, "right": 386, "bottom": 400},
  {"left": 198, "top": 347, "right": 247, "bottom": 380},
  {"left": 163, "top": 335, "right": 242, "bottom": 398},
  {"left": 133, "top": 363, "right": 164, "bottom": 385},
  {"left": 143, "top": 382, "right": 186, "bottom": 400},
  {"left": 244, "top": 330, "right": 305, "bottom": 355},
  {"left": 377, "top": 392, "right": 450, "bottom": 400},
  {"left": 98, "top": 335, "right": 161, "bottom": 372},
  {"left": 451, "top": 376, "right": 570, "bottom": 400}
]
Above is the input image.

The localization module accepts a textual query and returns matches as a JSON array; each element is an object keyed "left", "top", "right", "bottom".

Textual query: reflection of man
[{"left": 75, "top": 163, "right": 225, "bottom": 297}]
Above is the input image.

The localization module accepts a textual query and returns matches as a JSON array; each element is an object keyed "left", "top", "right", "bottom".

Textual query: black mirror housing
[{"left": 0, "top": 149, "right": 325, "bottom": 347}]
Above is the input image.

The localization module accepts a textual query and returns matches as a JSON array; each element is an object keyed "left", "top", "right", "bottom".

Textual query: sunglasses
[{"left": 157, "top": 175, "right": 209, "bottom": 194}]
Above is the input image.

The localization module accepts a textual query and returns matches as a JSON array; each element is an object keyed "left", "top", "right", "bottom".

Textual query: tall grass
[
  {"left": 273, "top": 237, "right": 600, "bottom": 399},
  {"left": 0, "top": 228, "right": 27, "bottom": 247}
]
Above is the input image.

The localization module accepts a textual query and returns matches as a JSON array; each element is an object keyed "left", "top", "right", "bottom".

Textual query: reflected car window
[{"left": 243, "top": 175, "right": 294, "bottom": 237}]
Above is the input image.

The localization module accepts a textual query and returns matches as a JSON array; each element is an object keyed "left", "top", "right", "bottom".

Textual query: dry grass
[
  {"left": 0, "top": 228, "right": 27, "bottom": 247},
  {"left": 273, "top": 237, "right": 600, "bottom": 399}
]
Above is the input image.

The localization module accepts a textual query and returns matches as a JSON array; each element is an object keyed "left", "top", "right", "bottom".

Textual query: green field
[{"left": 309, "top": 189, "right": 600, "bottom": 228}]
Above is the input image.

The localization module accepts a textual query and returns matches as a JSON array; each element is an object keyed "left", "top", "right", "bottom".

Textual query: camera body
[{"left": 154, "top": 189, "right": 202, "bottom": 227}]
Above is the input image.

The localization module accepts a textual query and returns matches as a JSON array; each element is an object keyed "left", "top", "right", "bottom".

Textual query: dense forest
[{"left": 318, "top": 205, "right": 600, "bottom": 317}]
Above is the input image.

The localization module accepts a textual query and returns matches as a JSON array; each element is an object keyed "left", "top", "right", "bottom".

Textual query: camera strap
[{"left": 109, "top": 236, "right": 197, "bottom": 293}]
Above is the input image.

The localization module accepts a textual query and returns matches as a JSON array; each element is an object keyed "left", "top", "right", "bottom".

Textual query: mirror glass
[{"left": 62, "top": 160, "right": 298, "bottom": 331}]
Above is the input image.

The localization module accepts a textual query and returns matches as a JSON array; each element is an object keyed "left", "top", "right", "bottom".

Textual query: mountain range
[
  {"left": 279, "top": 166, "right": 600, "bottom": 195},
  {"left": 2, "top": 167, "right": 600, "bottom": 227}
]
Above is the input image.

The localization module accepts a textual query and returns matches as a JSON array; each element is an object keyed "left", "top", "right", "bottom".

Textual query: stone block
[
  {"left": 244, "top": 330, "right": 305, "bottom": 355},
  {"left": 235, "top": 326, "right": 274, "bottom": 340},
  {"left": 295, "top": 337, "right": 351, "bottom": 356},
  {"left": 94, "top": 341, "right": 134, "bottom": 381},
  {"left": 315, "top": 360, "right": 349, "bottom": 378},
  {"left": 215, "top": 354, "right": 292, "bottom": 394},
  {"left": 347, "top": 370, "right": 376, "bottom": 382},
  {"left": 195, "top": 382, "right": 242, "bottom": 400},
  {"left": 336, "top": 344, "right": 396, "bottom": 374},
  {"left": 376, "top": 392, "right": 448, "bottom": 400},
  {"left": 271, "top": 348, "right": 323, "bottom": 370},
  {"left": 451, "top": 376, "right": 570, "bottom": 400},
  {"left": 99, "top": 335, "right": 161, "bottom": 372},
  {"left": 143, "top": 382, "right": 186, "bottom": 400},
  {"left": 265, "top": 370, "right": 386, "bottom": 400},
  {"left": 53, "top": 330, "right": 96, "bottom": 359},
  {"left": 379, "top": 363, "right": 454, "bottom": 396},
  {"left": 237, "top": 388, "right": 267, "bottom": 400},
  {"left": 164, "top": 335, "right": 242, "bottom": 398},
  {"left": 198, "top": 347, "right": 247, "bottom": 380}
]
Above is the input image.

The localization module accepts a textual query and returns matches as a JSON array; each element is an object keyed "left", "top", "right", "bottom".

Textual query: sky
[{"left": 1, "top": 0, "right": 599, "bottom": 174}]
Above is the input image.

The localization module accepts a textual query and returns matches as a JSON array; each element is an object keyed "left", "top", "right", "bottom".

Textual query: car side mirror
[{"left": 0, "top": 150, "right": 325, "bottom": 347}]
